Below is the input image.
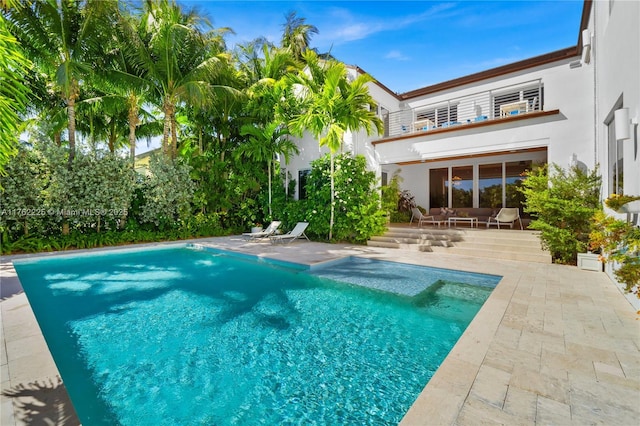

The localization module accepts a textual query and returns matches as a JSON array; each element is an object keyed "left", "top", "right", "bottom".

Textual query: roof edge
[
  {"left": 398, "top": 46, "right": 578, "bottom": 100},
  {"left": 350, "top": 0, "right": 591, "bottom": 101}
]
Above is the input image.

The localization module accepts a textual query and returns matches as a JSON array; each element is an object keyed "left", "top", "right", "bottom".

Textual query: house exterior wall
[
  {"left": 592, "top": 0, "right": 640, "bottom": 200},
  {"left": 282, "top": 1, "right": 638, "bottom": 214},
  {"left": 374, "top": 58, "right": 594, "bottom": 168},
  {"left": 369, "top": 55, "right": 596, "bottom": 209}
]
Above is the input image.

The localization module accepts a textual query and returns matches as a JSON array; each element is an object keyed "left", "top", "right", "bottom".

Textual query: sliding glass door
[
  {"left": 479, "top": 163, "right": 503, "bottom": 208},
  {"left": 429, "top": 168, "right": 448, "bottom": 208},
  {"left": 451, "top": 166, "right": 473, "bottom": 208},
  {"left": 428, "top": 160, "right": 533, "bottom": 210}
]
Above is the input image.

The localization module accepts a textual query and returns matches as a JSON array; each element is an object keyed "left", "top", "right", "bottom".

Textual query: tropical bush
[
  {"left": 139, "top": 155, "right": 195, "bottom": 230},
  {"left": 520, "top": 163, "right": 601, "bottom": 264},
  {"left": 50, "top": 149, "right": 136, "bottom": 233},
  {"left": 381, "top": 171, "right": 415, "bottom": 223},
  {"left": 0, "top": 146, "right": 49, "bottom": 237},
  {"left": 303, "top": 153, "right": 386, "bottom": 242},
  {"left": 1, "top": 1, "right": 388, "bottom": 253}
]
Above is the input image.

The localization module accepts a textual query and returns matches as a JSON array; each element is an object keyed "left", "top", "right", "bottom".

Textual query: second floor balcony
[{"left": 384, "top": 79, "right": 544, "bottom": 138}]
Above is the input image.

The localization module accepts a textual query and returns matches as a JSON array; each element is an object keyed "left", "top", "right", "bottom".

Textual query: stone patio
[{"left": 2, "top": 236, "right": 638, "bottom": 425}]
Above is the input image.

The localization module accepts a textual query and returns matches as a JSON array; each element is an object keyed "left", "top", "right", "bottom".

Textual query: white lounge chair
[
  {"left": 486, "top": 208, "right": 523, "bottom": 229},
  {"left": 410, "top": 207, "right": 444, "bottom": 227},
  {"left": 242, "top": 221, "right": 281, "bottom": 241},
  {"left": 269, "top": 222, "right": 310, "bottom": 244}
]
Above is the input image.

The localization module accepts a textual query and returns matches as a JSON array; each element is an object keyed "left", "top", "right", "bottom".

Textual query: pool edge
[{"left": 3, "top": 236, "right": 638, "bottom": 426}]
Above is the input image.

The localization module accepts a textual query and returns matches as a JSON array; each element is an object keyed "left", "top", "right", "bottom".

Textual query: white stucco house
[{"left": 284, "top": 0, "right": 639, "bottom": 225}]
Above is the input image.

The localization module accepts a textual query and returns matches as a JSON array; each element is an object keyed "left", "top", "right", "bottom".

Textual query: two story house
[{"left": 284, "top": 0, "right": 639, "bottom": 222}]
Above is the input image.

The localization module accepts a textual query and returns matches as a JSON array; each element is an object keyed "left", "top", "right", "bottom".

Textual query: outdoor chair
[
  {"left": 410, "top": 207, "right": 444, "bottom": 227},
  {"left": 242, "top": 221, "right": 281, "bottom": 241},
  {"left": 269, "top": 222, "right": 310, "bottom": 244},
  {"left": 486, "top": 208, "right": 523, "bottom": 229}
]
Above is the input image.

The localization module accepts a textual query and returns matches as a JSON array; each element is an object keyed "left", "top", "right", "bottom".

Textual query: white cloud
[
  {"left": 315, "top": 2, "right": 458, "bottom": 45},
  {"left": 385, "top": 50, "right": 410, "bottom": 61}
]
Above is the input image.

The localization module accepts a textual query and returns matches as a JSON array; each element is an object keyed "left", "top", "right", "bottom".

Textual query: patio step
[{"left": 367, "top": 225, "right": 551, "bottom": 263}]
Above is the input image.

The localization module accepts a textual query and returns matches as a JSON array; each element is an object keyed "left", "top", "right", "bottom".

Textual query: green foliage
[
  {"left": 590, "top": 211, "right": 640, "bottom": 296},
  {"left": 604, "top": 194, "right": 640, "bottom": 211},
  {"left": 381, "top": 171, "right": 402, "bottom": 214},
  {"left": 44, "top": 147, "right": 135, "bottom": 233},
  {"left": 140, "top": 154, "right": 195, "bottom": 230},
  {"left": 0, "top": 18, "right": 31, "bottom": 175},
  {"left": 380, "top": 170, "right": 416, "bottom": 223},
  {"left": 304, "top": 153, "right": 386, "bottom": 242},
  {"left": 520, "top": 163, "right": 601, "bottom": 264},
  {"left": 287, "top": 50, "right": 383, "bottom": 239},
  {"left": 0, "top": 146, "right": 48, "bottom": 236}
]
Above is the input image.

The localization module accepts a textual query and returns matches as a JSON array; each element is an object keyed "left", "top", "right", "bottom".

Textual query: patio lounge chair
[
  {"left": 269, "top": 222, "right": 310, "bottom": 244},
  {"left": 242, "top": 221, "right": 281, "bottom": 241},
  {"left": 486, "top": 208, "right": 523, "bottom": 229},
  {"left": 410, "top": 207, "right": 444, "bottom": 227}
]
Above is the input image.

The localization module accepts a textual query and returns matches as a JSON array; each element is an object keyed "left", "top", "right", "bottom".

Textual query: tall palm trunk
[
  {"left": 67, "top": 96, "right": 77, "bottom": 168},
  {"left": 108, "top": 121, "right": 117, "bottom": 153},
  {"left": 162, "top": 99, "right": 172, "bottom": 156},
  {"left": 128, "top": 94, "right": 139, "bottom": 166},
  {"left": 329, "top": 152, "right": 335, "bottom": 240},
  {"left": 170, "top": 111, "right": 178, "bottom": 159},
  {"left": 63, "top": 89, "right": 78, "bottom": 236},
  {"left": 267, "top": 159, "right": 272, "bottom": 217}
]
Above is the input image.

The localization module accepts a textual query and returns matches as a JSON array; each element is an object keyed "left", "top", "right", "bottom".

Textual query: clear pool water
[{"left": 14, "top": 245, "right": 500, "bottom": 425}]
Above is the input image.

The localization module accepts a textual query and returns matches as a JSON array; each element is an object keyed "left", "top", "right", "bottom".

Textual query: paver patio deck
[{"left": 2, "top": 236, "right": 639, "bottom": 425}]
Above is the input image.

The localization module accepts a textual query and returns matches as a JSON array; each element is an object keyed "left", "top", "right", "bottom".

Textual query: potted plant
[
  {"left": 589, "top": 211, "right": 640, "bottom": 298},
  {"left": 604, "top": 194, "right": 640, "bottom": 213},
  {"left": 251, "top": 223, "right": 263, "bottom": 233}
]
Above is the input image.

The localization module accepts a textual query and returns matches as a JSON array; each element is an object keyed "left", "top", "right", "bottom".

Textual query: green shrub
[
  {"left": 304, "top": 153, "right": 386, "bottom": 242},
  {"left": 140, "top": 155, "right": 195, "bottom": 230},
  {"left": 520, "top": 163, "right": 601, "bottom": 264}
]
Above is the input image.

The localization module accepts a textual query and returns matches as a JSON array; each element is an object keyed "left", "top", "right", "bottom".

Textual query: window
[
  {"left": 478, "top": 163, "right": 503, "bottom": 208},
  {"left": 493, "top": 86, "right": 543, "bottom": 118},
  {"left": 430, "top": 160, "right": 533, "bottom": 211},
  {"left": 381, "top": 171, "right": 388, "bottom": 187},
  {"left": 429, "top": 168, "right": 448, "bottom": 208},
  {"left": 505, "top": 161, "right": 531, "bottom": 214},
  {"left": 380, "top": 106, "right": 390, "bottom": 137},
  {"left": 298, "top": 169, "right": 311, "bottom": 200},
  {"left": 608, "top": 119, "right": 624, "bottom": 195},
  {"left": 451, "top": 166, "right": 473, "bottom": 208}
]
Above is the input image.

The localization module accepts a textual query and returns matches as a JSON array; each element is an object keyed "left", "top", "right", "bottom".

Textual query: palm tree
[
  {"left": 5, "top": 0, "right": 118, "bottom": 167},
  {"left": 237, "top": 122, "right": 299, "bottom": 217},
  {"left": 281, "top": 11, "right": 318, "bottom": 62},
  {"left": 0, "top": 10, "right": 31, "bottom": 175},
  {"left": 92, "top": 4, "right": 152, "bottom": 165},
  {"left": 238, "top": 41, "right": 300, "bottom": 126},
  {"left": 288, "top": 51, "right": 383, "bottom": 239},
  {"left": 128, "top": 0, "right": 239, "bottom": 159}
]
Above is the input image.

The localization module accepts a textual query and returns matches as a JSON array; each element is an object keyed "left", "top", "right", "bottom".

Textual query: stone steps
[{"left": 367, "top": 225, "right": 552, "bottom": 263}]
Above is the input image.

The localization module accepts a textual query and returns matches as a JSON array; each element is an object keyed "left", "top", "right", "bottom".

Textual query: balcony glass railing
[{"left": 386, "top": 79, "right": 543, "bottom": 137}]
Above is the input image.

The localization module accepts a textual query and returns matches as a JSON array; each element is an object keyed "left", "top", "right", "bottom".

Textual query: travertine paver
[{"left": 1, "top": 236, "right": 639, "bottom": 425}]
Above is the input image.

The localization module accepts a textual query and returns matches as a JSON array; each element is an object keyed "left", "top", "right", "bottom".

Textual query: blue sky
[{"left": 183, "top": 0, "right": 585, "bottom": 94}]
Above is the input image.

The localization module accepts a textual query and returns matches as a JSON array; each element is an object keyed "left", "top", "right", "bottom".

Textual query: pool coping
[{"left": 2, "top": 236, "right": 639, "bottom": 425}]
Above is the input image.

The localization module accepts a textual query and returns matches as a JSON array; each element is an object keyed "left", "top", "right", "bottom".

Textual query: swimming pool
[{"left": 13, "top": 245, "right": 501, "bottom": 425}]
